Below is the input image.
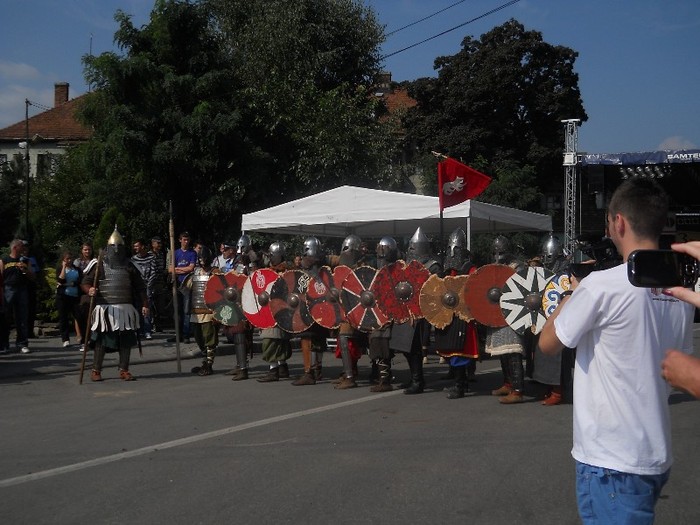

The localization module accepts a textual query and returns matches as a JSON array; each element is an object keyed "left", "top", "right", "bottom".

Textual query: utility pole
[
  {"left": 562, "top": 119, "right": 580, "bottom": 255},
  {"left": 23, "top": 98, "right": 30, "bottom": 238}
]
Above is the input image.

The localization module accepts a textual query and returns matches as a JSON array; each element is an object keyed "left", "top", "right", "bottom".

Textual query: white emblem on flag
[{"left": 443, "top": 176, "right": 465, "bottom": 195}]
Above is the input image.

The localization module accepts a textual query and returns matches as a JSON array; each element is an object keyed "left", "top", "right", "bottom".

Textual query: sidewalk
[{"left": 0, "top": 332, "right": 205, "bottom": 380}]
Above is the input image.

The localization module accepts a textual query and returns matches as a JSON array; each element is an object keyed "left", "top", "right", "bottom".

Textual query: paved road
[{"left": 1, "top": 328, "right": 699, "bottom": 524}]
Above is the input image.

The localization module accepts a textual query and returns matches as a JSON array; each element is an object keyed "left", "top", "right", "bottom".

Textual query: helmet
[
  {"left": 105, "top": 225, "right": 127, "bottom": 264},
  {"left": 408, "top": 227, "right": 430, "bottom": 258},
  {"left": 447, "top": 228, "right": 466, "bottom": 258},
  {"left": 236, "top": 234, "right": 251, "bottom": 255},
  {"left": 542, "top": 234, "right": 562, "bottom": 265},
  {"left": 492, "top": 235, "right": 511, "bottom": 264},
  {"left": 268, "top": 242, "right": 285, "bottom": 266},
  {"left": 376, "top": 236, "right": 398, "bottom": 264},
  {"left": 341, "top": 234, "right": 362, "bottom": 253},
  {"left": 198, "top": 245, "right": 214, "bottom": 267},
  {"left": 444, "top": 228, "right": 469, "bottom": 271},
  {"left": 303, "top": 236, "right": 322, "bottom": 259}
]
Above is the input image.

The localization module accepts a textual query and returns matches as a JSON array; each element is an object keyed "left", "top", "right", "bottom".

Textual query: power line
[
  {"left": 385, "top": 0, "right": 470, "bottom": 37},
  {"left": 381, "top": 0, "right": 521, "bottom": 60}
]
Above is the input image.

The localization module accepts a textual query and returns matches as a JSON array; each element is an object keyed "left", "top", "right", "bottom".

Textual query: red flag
[{"left": 437, "top": 157, "right": 492, "bottom": 211}]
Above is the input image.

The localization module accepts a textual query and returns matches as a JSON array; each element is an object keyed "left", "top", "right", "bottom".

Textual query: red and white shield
[{"left": 241, "top": 268, "right": 279, "bottom": 329}]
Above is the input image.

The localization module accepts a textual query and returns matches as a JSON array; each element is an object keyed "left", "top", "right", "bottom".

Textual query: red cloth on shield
[{"left": 438, "top": 157, "right": 492, "bottom": 210}]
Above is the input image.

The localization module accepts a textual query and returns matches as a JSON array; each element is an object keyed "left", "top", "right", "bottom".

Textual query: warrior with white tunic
[
  {"left": 485, "top": 235, "right": 528, "bottom": 404},
  {"left": 82, "top": 226, "right": 148, "bottom": 382}
]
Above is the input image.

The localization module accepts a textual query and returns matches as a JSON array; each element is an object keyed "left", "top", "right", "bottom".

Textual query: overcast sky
[{"left": 1, "top": 0, "right": 698, "bottom": 154}]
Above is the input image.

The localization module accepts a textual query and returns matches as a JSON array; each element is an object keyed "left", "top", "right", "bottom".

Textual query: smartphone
[{"left": 627, "top": 249, "right": 699, "bottom": 288}]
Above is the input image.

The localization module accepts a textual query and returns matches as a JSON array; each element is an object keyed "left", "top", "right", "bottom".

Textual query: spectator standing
[
  {"left": 2, "top": 239, "right": 35, "bottom": 353},
  {"left": 74, "top": 242, "right": 96, "bottom": 346},
  {"left": 55, "top": 251, "right": 81, "bottom": 347},
  {"left": 539, "top": 178, "right": 695, "bottom": 523},
  {"left": 131, "top": 239, "right": 157, "bottom": 340},
  {"left": 169, "top": 232, "right": 197, "bottom": 343},
  {"left": 148, "top": 236, "right": 168, "bottom": 332},
  {"left": 21, "top": 240, "right": 41, "bottom": 338}
]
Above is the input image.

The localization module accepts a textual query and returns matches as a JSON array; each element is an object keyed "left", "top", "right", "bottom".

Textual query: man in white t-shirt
[{"left": 540, "top": 178, "right": 695, "bottom": 524}]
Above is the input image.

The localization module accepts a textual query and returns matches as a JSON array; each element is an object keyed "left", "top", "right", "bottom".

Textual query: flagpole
[{"left": 433, "top": 151, "right": 447, "bottom": 263}]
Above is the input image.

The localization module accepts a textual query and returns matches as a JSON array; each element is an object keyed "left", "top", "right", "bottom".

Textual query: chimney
[{"left": 54, "top": 82, "right": 69, "bottom": 107}]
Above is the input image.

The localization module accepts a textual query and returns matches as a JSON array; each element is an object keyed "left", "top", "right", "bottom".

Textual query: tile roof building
[{"left": 0, "top": 83, "right": 92, "bottom": 178}]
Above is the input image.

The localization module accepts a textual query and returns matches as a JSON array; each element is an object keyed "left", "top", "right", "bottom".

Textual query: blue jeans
[{"left": 575, "top": 461, "right": 669, "bottom": 525}]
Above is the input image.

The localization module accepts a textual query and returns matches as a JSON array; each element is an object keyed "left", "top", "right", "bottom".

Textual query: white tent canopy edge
[{"left": 241, "top": 185, "right": 552, "bottom": 247}]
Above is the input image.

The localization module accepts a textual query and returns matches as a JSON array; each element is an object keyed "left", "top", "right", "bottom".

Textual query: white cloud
[
  {"left": 658, "top": 136, "right": 698, "bottom": 150},
  {"left": 0, "top": 60, "right": 41, "bottom": 81}
]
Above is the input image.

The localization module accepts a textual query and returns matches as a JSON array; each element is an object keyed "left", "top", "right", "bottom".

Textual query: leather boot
[
  {"left": 403, "top": 352, "right": 425, "bottom": 395},
  {"left": 370, "top": 359, "right": 393, "bottom": 392},
  {"left": 312, "top": 365, "right": 323, "bottom": 381},
  {"left": 257, "top": 367, "right": 279, "bottom": 382},
  {"left": 334, "top": 376, "right": 358, "bottom": 389},
  {"left": 292, "top": 371, "right": 316, "bottom": 386},
  {"left": 231, "top": 367, "right": 249, "bottom": 381},
  {"left": 499, "top": 390, "right": 524, "bottom": 404},
  {"left": 542, "top": 386, "right": 563, "bottom": 406},
  {"left": 191, "top": 360, "right": 214, "bottom": 376},
  {"left": 278, "top": 362, "right": 290, "bottom": 378},
  {"left": 491, "top": 383, "right": 512, "bottom": 396},
  {"left": 446, "top": 365, "right": 467, "bottom": 399}
]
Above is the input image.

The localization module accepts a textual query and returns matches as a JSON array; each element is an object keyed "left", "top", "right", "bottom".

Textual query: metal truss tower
[{"left": 562, "top": 119, "right": 581, "bottom": 255}]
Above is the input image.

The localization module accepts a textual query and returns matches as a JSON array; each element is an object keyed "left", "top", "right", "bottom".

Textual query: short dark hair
[
  {"left": 179, "top": 231, "right": 190, "bottom": 240},
  {"left": 608, "top": 178, "right": 669, "bottom": 240}
]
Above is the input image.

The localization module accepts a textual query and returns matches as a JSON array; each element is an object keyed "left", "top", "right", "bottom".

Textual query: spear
[{"left": 79, "top": 250, "right": 103, "bottom": 384}]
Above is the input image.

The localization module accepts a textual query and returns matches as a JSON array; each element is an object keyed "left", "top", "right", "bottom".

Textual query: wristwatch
[{"left": 560, "top": 290, "right": 573, "bottom": 298}]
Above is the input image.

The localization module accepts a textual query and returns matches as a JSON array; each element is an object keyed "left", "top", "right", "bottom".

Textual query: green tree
[
  {"left": 0, "top": 159, "right": 23, "bottom": 245},
  {"left": 404, "top": 19, "right": 587, "bottom": 201},
  {"left": 45, "top": 0, "right": 398, "bottom": 248}
]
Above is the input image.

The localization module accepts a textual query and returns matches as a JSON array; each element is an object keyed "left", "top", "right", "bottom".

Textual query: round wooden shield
[
  {"left": 373, "top": 260, "right": 429, "bottom": 324},
  {"left": 203, "top": 271, "right": 247, "bottom": 326},
  {"left": 542, "top": 273, "right": 572, "bottom": 319},
  {"left": 419, "top": 274, "right": 471, "bottom": 329},
  {"left": 307, "top": 266, "right": 345, "bottom": 329},
  {"left": 500, "top": 266, "right": 555, "bottom": 335},
  {"left": 241, "top": 268, "right": 278, "bottom": 329},
  {"left": 463, "top": 264, "right": 515, "bottom": 327},
  {"left": 269, "top": 269, "right": 314, "bottom": 333},
  {"left": 340, "top": 266, "right": 389, "bottom": 332}
]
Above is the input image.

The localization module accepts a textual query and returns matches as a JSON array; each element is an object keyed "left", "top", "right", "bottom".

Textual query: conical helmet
[
  {"left": 107, "top": 225, "right": 124, "bottom": 246},
  {"left": 408, "top": 227, "right": 430, "bottom": 257}
]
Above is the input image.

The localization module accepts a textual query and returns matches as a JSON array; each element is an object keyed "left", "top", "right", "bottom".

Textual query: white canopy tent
[{"left": 241, "top": 185, "right": 552, "bottom": 246}]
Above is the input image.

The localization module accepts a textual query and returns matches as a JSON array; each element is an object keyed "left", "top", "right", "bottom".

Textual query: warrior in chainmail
[
  {"left": 367, "top": 236, "right": 400, "bottom": 392},
  {"left": 291, "top": 236, "right": 329, "bottom": 386},
  {"left": 330, "top": 234, "right": 367, "bottom": 390},
  {"left": 256, "top": 242, "right": 293, "bottom": 383},
  {"left": 82, "top": 226, "right": 148, "bottom": 382},
  {"left": 390, "top": 227, "right": 442, "bottom": 395},
  {"left": 485, "top": 235, "right": 528, "bottom": 404},
  {"left": 435, "top": 228, "right": 479, "bottom": 399},
  {"left": 188, "top": 246, "right": 219, "bottom": 376}
]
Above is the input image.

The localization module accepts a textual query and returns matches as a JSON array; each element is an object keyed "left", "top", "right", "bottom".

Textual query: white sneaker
[
  {"left": 145, "top": 333, "right": 152, "bottom": 340},
  {"left": 422, "top": 356, "right": 428, "bottom": 365},
  {"left": 21, "top": 347, "right": 31, "bottom": 354},
  {"left": 62, "top": 341, "right": 71, "bottom": 348}
]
